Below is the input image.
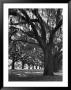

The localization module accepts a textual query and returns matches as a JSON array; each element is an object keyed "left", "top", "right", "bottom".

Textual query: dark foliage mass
[{"left": 8, "top": 8, "right": 63, "bottom": 75}]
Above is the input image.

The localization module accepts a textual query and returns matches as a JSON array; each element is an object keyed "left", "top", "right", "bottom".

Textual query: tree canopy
[{"left": 8, "top": 8, "right": 63, "bottom": 75}]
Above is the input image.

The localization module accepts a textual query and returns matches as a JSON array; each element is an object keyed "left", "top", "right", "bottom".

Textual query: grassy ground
[{"left": 9, "top": 69, "right": 62, "bottom": 81}]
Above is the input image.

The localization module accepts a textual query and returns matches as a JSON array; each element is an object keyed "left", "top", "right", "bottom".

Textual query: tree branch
[
  {"left": 10, "top": 18, "right": 38, "bottom": 26},
  {"left": 9, "top": 25, "right": 36, "bottom": 39},
  {"left": 49, "top": 19, "right": 62, "bottom": 45},
  {"left": 21, "top": 30, "right": 36, "bottom": 38},
  {"left": 30, "top": 19, "right": 39, "bottom": 22},
  {"left": 56, "top": 9, "right": 62, "bottom": 26},
  {"left": 52, "top": 19, "right": 62, "bottom": 35},
  {"left": 18, "top": 9, "right": 46, "bottom": 48},
  {"left": 10, "top": 21, "right": 27, "bottom": 25},
  {"left": 18, "top": 9, "right": 39, "bottom": 37},
  {"left": 14, "top": 39, "right": 40, "bottom": 47},
  {"left": 32, "top": 9, "right": 46, "bottom": 42},
  {"left": 9, "top": 9, "right": 46, "bottom": 50}
]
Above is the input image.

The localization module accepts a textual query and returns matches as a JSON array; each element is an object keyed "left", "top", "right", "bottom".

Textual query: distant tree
[{"left": 9, "top": 9, "right": 63, "bottom": 75}]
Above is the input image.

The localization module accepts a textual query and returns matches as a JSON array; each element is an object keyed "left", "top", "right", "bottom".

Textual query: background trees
[{"left": 8, "top": 8, "right": 63, "bottom": 75}]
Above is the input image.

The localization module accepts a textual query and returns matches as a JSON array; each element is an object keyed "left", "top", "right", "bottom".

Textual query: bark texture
[{"left": 43, "top": 46, "right": 54, "bottom": 75}]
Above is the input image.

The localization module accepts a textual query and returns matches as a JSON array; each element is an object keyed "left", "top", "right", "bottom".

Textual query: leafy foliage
[{"left": 8, "top": 8, "right": 63, "bottom": 74}]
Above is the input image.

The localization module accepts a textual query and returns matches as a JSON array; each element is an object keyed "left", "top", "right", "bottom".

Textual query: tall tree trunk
[
  {"left": 12, "top": 59, "right": 15, "bottom": 69},
  {"left": 22, "top": 61, "right": 24, "bottom": 69},
  {"left": 43, "top": 48, "right": 54, "bottom": 76},
  {"left": 32, "top": 65, "right": 34, "bottom": 69},
  {"left": 28, "top": 65, "right": 30, "bottom": 69},
  {"left": 35, "top": 65, "right": 37, "bottom": 69}
]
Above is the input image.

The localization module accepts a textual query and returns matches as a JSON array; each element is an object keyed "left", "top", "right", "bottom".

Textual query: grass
[{"left": 9, "top": 69, "right": 62, "bottom": 81}]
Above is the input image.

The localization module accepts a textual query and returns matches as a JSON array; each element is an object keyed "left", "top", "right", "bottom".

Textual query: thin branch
[
  {"left": 30, "top": 19, "right": 39, "bottom": 22},
  {"left": 10, "top": 21, "right": 27, "bottom": 25},
  {"left": 19, "top": 9, "right": 30, "bottom": 20},
  {"left": 21, "top": 30, "right": 36, "bottom": 38},
  {"left": 14, "top": 39, "right": 40, "bottom": 47},
  {"left": 52, "top": 19, "right": 62, "bottom": 35},
  {"left": 56, "top": 9, "right": 62, "bottom": 26}
]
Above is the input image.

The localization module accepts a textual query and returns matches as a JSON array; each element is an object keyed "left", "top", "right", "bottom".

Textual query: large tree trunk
[
  {"left": 53, "top": 56, "right": 59, "bottom": 72},
  {"left": 43, "top": 47, "right": 54, "bottom": 76},
  {"left": 53, "top": 54, "right": 62, "bottom": 72}
]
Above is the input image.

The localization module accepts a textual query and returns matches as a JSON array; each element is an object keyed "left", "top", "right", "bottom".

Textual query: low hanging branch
[
  {"left": 18, "top": 9, "right": 45, "bottom": 48},
  {"left": 14, "top": 39, "right": 40, "bottom": 47},
  {"left": 9, "top": 9, "right": 46, "bottom": 48}
]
